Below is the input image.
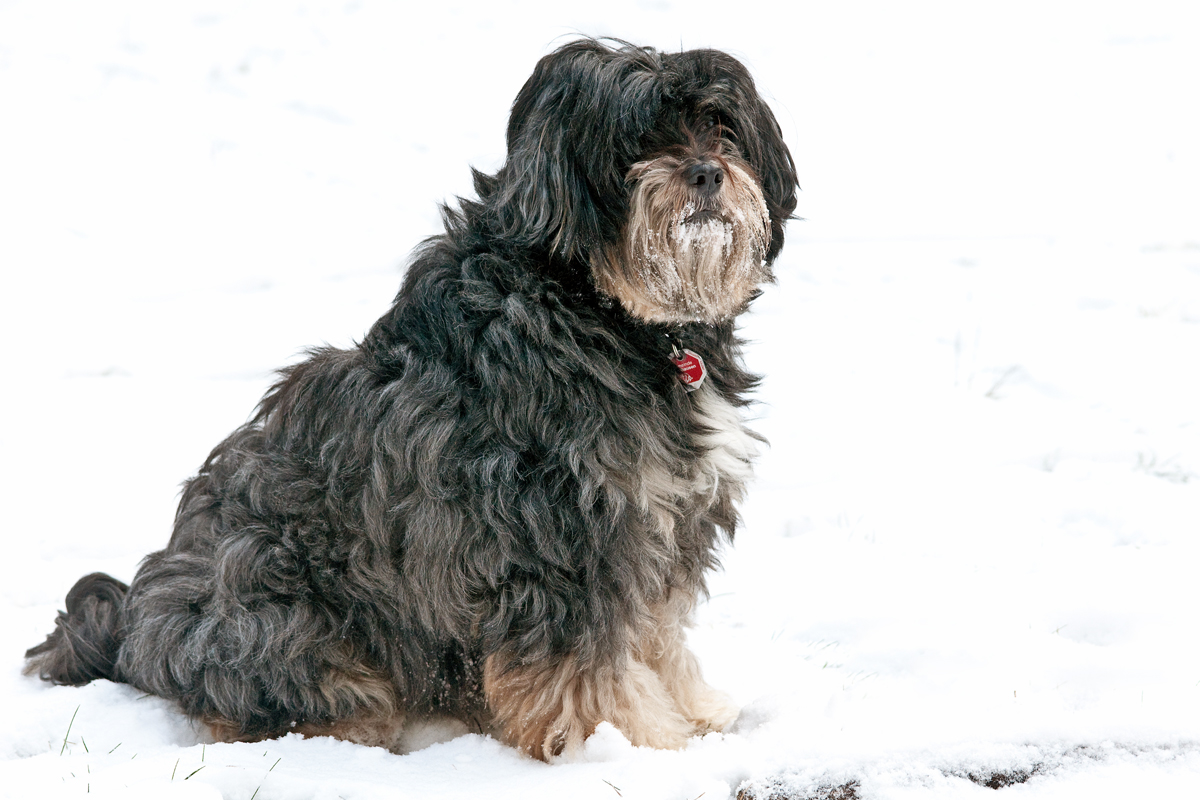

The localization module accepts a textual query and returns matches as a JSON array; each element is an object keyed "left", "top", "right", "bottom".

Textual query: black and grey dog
[{"left": 27, "top": 39, "right": 797, "bottom": 761}]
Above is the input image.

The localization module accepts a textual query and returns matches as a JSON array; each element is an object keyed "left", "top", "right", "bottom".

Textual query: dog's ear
[
  {"left": 743, "top": 95, "right": 798, "bottom": 266},
  {"left": 735, "top": 91, "right": 798, "bottom": 265},
  {"left": 491, "top": 40, "right": 663, "bottom": 261}
]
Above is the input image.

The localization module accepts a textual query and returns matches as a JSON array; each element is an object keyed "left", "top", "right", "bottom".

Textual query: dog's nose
[{"left": 684, "top": 162, "right": 724, "bottom": 196}]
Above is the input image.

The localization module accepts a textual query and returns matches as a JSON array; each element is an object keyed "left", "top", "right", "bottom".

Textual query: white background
[{"left": 1, "top": 1, "right": 1199, "bottom": 797}]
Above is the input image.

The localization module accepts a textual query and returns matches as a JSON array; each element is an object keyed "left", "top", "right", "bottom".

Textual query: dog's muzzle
[{"left": 591, "top": 150, "right": 772, "bottom": 325}]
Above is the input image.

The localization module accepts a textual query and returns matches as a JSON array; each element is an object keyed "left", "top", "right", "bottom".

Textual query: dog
[{"left": 26, "top": 38, "right": 798, "bottom": 761}]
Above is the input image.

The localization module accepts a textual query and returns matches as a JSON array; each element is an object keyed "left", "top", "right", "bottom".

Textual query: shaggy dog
[{"left": 26, "top": 38, "right": 798, "bottom": 761}]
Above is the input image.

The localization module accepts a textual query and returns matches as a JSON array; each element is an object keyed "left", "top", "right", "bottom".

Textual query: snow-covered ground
[{"left": 2, "top": 1, "right": 1199, "bottom": 797}]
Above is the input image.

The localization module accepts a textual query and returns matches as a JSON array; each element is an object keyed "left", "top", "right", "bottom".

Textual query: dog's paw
[
  {"left": 681, "top": 686, "right": 740, "bottom": 735},
  {"left": 554, "top": 662, "right": 696, "bottom": 759}
]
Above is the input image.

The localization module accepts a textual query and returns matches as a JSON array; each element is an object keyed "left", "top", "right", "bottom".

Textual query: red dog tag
[{"left": 671, "top": 348, "right": 707, "bottom": 391}]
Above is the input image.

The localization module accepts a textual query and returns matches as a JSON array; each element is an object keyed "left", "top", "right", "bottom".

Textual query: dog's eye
[{"left": 701, "top": 116, "right": 718, "bottom": 131}]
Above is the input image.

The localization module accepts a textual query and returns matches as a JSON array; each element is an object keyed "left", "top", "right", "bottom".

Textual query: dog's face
[{"left": 489, "top": 40, "right": 799, "bottom": 325}]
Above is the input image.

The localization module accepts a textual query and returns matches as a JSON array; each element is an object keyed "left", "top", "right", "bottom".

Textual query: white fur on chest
[
  {"left": 631, "top": 384, "right": 759, "bottom": 546},
  {"left": 688, "top": 384, "right": 758, "bottom": 503}
]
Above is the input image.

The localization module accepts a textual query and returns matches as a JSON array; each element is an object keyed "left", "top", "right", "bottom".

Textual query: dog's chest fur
[
  {"left": 372, "top": 257, "right": 757, "bottom": 525},
  {"left": 632, "top": 382, "right": 758, "bottom": 549},
  {"left": 689, "top": 384, "right": 758, "bottom": 503},
  {"left": 354, "top": 254, "right": 761, "bottom": 641}
]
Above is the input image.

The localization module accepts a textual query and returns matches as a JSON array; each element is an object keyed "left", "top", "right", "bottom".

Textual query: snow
[{"left": 2, "top": 0, "right": 1199, "bottom": 797}]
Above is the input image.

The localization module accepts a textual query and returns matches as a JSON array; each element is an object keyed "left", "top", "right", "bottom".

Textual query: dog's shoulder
[{"left": 363, "top": 240, "right": 660, "bottom": 391}]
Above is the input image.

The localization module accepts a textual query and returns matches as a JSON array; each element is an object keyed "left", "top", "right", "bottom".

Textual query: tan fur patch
[
  {"left": 638, "top": 590, "right": 740, "bottom": 733},
  {"left": 207, "top": 655, "right": 401, "bottom": 750},
  {"left": 484, "top": 649, "right": 694, "bottom": 761},
  {"left": 205, "top": 716, "right": 269, "bottom": 745},
  {"left": 293, "top": 710, "right": 408, "bottom": 752},
  {"left": 318, "top": 660, "right": 398, "bottom": 717}
]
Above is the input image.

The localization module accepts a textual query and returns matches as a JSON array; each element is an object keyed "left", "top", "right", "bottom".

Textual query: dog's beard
[{"left": 592, "top": 151, "right": 772, "bottom": 325}]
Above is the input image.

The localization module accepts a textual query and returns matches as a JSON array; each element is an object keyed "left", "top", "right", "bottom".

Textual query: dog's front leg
[
  {"left": 637, "top": 589, "right": 740, "bottom": 735},
  {"left": 482, "top": 644, "right": 694, "bottom": 760}
]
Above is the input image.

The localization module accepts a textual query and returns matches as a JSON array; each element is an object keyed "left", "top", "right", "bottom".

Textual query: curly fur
[{"left": 26, "top": 38, "right": 798, "bottom": 761}]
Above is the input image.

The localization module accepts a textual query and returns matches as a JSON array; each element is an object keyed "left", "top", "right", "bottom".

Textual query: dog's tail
[{"left": 24, "top": 573, "right": 129, "bottom": 686}]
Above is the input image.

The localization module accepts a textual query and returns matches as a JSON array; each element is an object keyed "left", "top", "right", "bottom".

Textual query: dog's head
[{"left": 482, "top": 39, "right": 798, "bottom": 325}]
